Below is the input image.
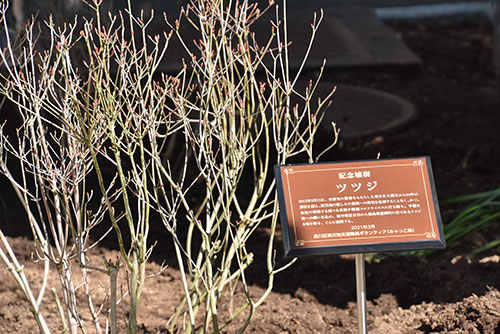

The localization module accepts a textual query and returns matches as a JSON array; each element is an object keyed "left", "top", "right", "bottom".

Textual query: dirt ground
[{"left": 2, "top": 13, "right": 500, "bottom": 334}]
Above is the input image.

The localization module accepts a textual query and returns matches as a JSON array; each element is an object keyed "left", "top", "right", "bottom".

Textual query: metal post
[{"left": 355, "top": 253, "right": 368, "bottom": 334}]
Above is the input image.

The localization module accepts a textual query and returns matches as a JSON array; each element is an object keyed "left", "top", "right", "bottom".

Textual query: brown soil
[{"left": 2, "top": 14, "right": 500, "bottom": 334}]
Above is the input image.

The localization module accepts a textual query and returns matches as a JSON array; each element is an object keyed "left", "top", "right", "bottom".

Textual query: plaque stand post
[{"left": 355, "top": 253, "right": 368, "bottom": 334}]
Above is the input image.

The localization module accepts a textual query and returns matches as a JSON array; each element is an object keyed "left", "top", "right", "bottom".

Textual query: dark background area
[{"left": 313, "top": 12, "right": 500, "bottom": 202}]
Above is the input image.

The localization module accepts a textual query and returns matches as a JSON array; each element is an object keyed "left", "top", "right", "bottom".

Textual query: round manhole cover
[{"left": 296, "top": 82, "right": 417, "bottom": 139}]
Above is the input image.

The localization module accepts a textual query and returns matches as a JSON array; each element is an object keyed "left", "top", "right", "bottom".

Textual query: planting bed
[{"left": 1, "top": 13, "right": 500, "bottom": 334}]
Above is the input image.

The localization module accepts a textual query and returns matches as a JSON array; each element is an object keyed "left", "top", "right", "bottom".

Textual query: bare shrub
[{"left": 0, "top": 0, "right": 337, "bottom": 333}]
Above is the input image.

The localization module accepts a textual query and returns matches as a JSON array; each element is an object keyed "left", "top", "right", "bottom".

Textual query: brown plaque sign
[{"left": 274, "top": 157, "right": 445, "bottom": 256}]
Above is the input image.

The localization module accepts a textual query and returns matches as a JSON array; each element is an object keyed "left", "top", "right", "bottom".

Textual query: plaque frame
[{"left": 274, "top": 157, "right": 446, "bottom": 257}]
